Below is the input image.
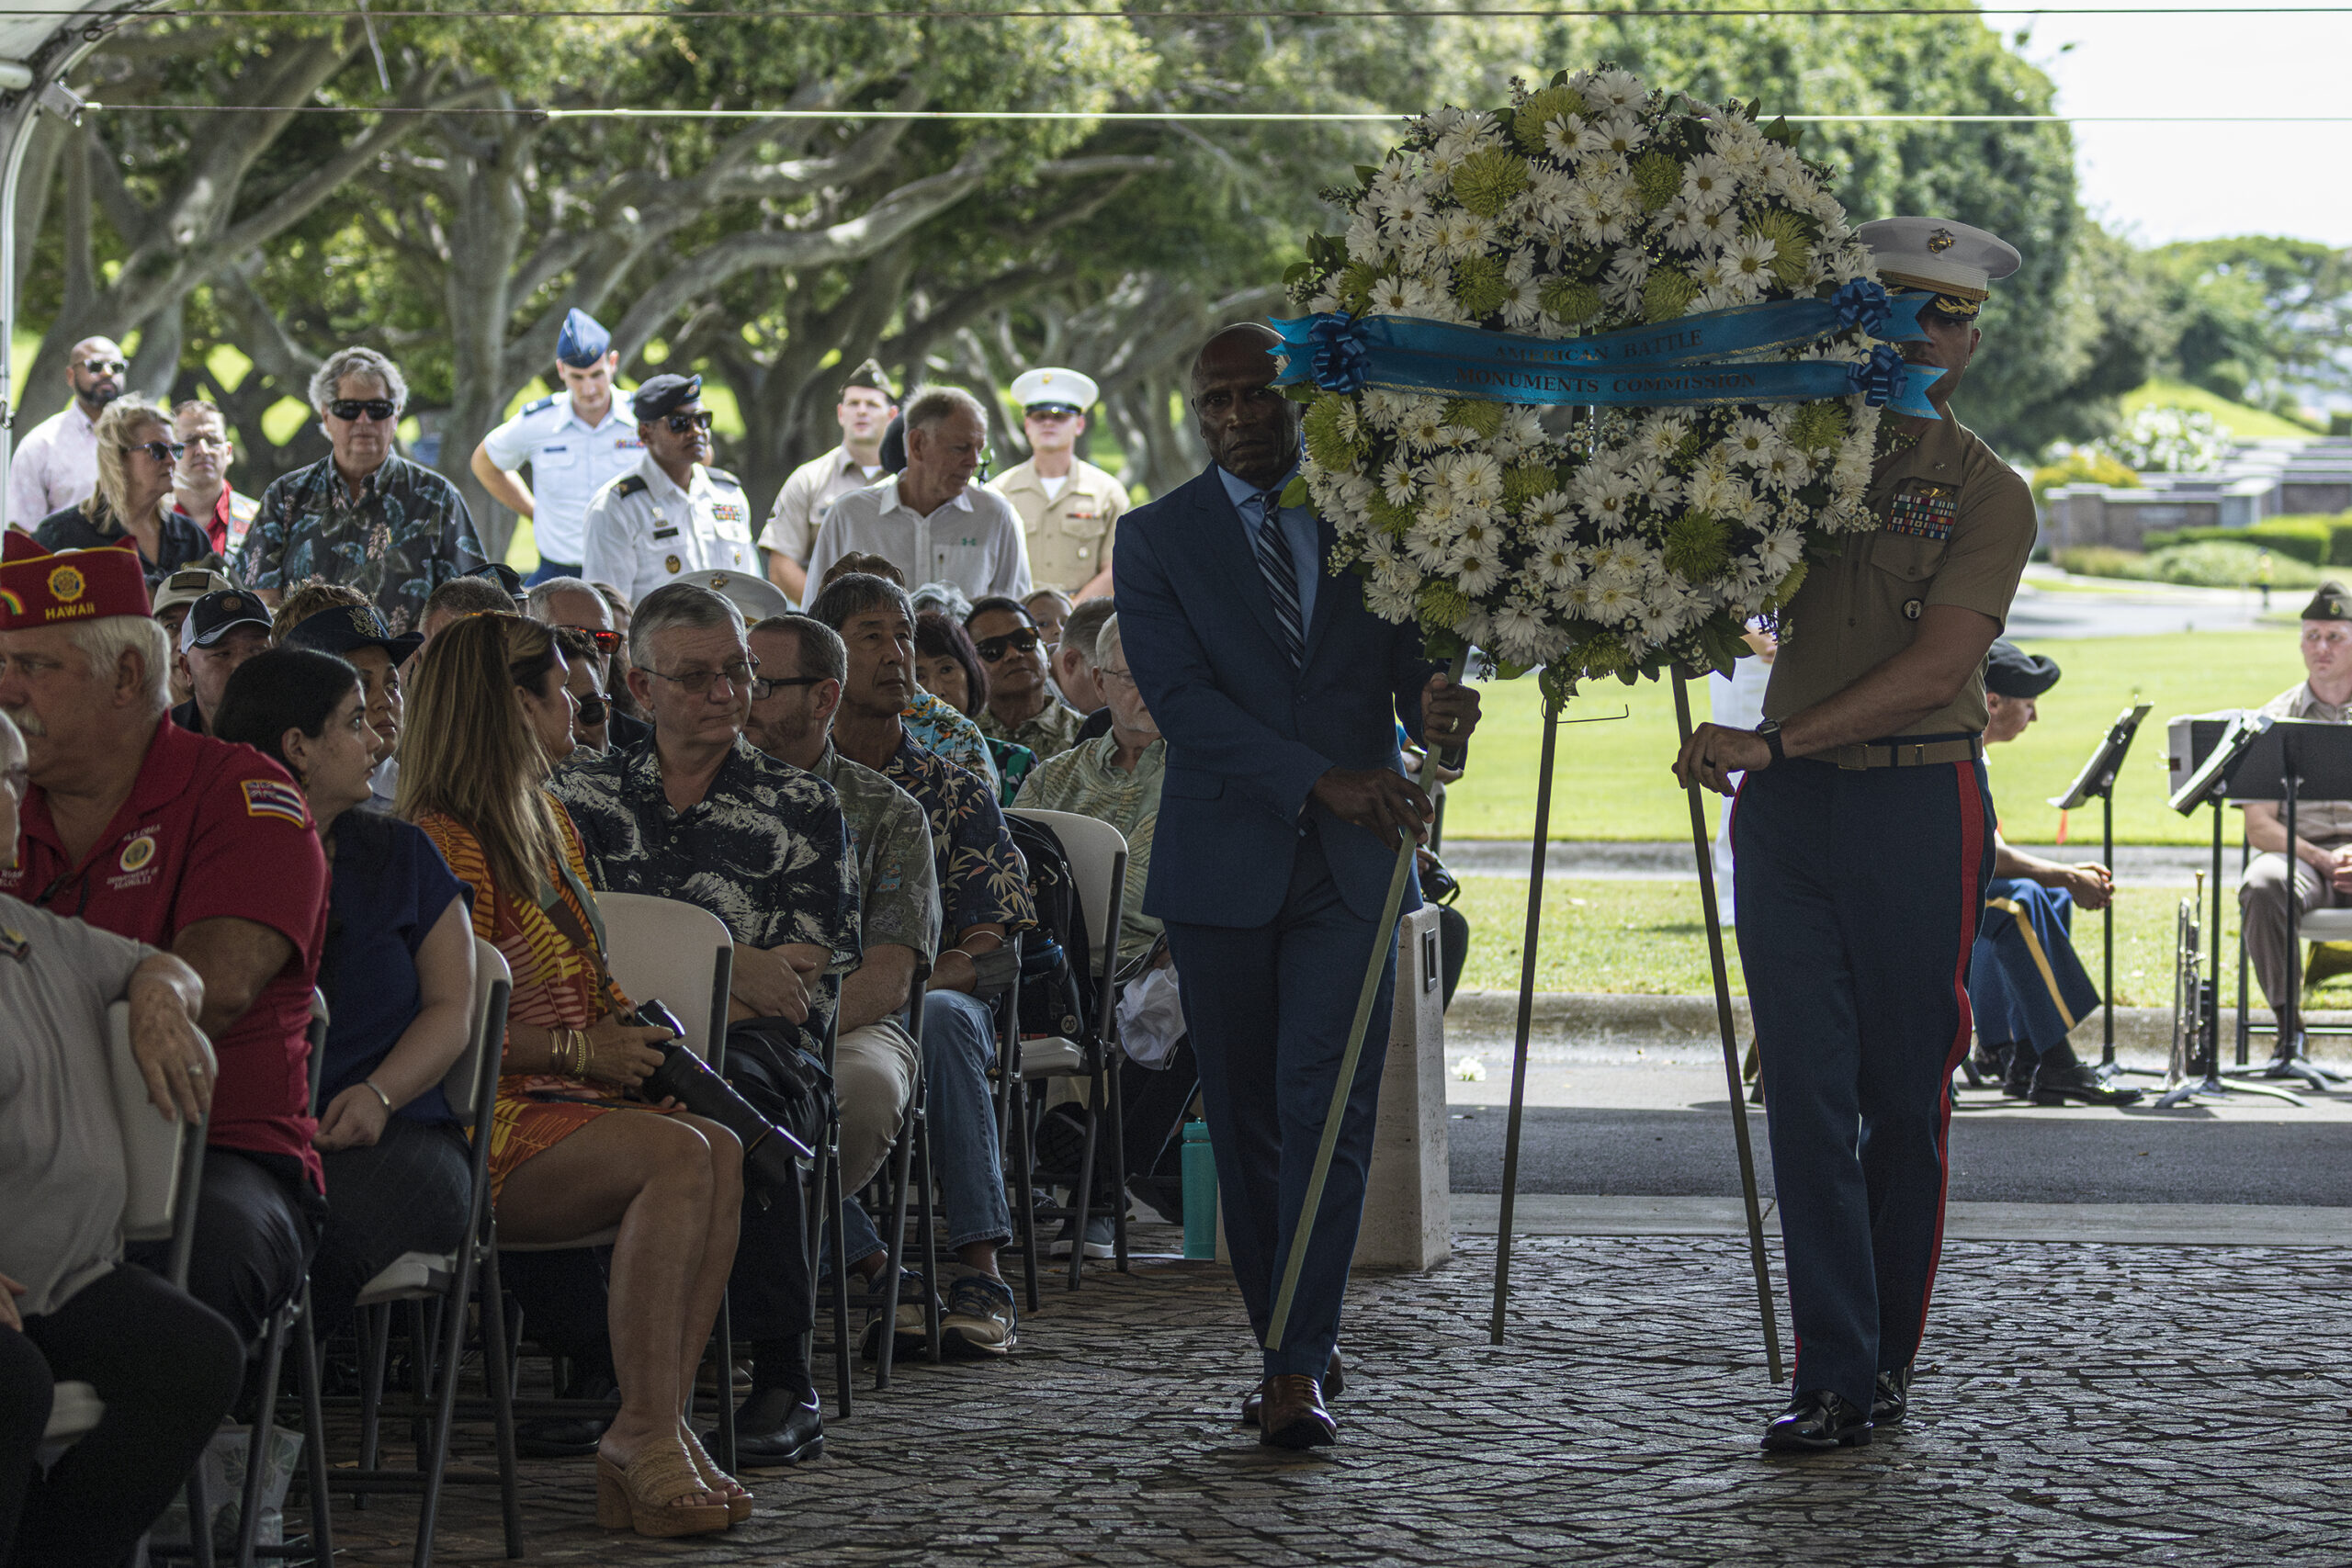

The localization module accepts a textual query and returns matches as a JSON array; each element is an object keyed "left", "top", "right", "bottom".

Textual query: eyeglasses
[
  {"left": 637, "top": 658, "right": 757, "bottom": 695},
  {"left": 751, "top": 674, "right": 826, "bottom": 700},
  {"left": 78, "top": 357, "right": 126, "bottom": 376},
  {"left": 562, "top": 626, "right": 624, "bottom": 653},
  {"left": 1099, "top": 664, "right": 1137, "bottom": 688},
  {"left": 974, "top": 627, "right": 1041, "bottom": 663},
  {"left": 123, "top": 440, "right": 187, "bottom": 463},
  {"left": 575, "top": 695, "right": 607, "bottom": 727},
  {"left": 664, "top": 410, "right": 715, "bottom": 434},
  {"left": 328, "top": 399, "right": 397, "bottom": 423}
]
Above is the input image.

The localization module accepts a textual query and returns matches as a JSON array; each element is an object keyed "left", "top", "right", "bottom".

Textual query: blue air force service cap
[
  {"left": 631, "top": 374, "right": 702, "bottom": 423},
  {"left": 1857, "top": 217, "right": 2021, "bottom": 321},
  {"left": 556, "top": 308, "right": 611, "bottom": 368}
]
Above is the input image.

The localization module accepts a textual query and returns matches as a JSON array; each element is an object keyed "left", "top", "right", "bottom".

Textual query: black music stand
[
  {"left": 2047, "top": 702, "right": 2151, "bottom": 1076},
  {"left": 2223, "top": 718, "right": 2352, "bottom": 1092},
  {"left": 2161, "top": 715, "right": 2305, "bottom": 1105}
]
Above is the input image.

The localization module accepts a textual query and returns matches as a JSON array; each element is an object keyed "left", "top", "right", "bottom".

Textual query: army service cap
[
  {"left": 2303, "top": 581, "right": 2352, "bottom": 623},
  {"left": 841, "top": 357, "right": 897, "bottom": 401},
  {"left": 631, "top": 373, "right": 703, "bottom": 423}
]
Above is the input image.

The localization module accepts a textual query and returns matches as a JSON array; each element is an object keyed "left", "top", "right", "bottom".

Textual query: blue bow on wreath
[
  {"left": 1830, "top": 278, "right": 1894, "bottom": 337},
  {"left": 1302, "top": 312, "right": 1372, "bottom": 393},
  {"left": 1845, "top": 344, "right": 1913, "bottom": 410}
]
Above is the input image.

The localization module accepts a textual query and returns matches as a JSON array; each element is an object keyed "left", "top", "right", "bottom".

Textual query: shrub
[
  {"left": 2096, "top": 405, "right": 2231, "bottom": 474},
  {"left": 2051, "top": 546, "right": 2153, "bottom": 581},
  {"left": 2143, "top": 515, "right": 2341, "bottom": 565},
  {"left": 2031, "top": 449, "right": 2141, "bottom": 503},
  {"left": 2145, "top": 541, "right": 2325, "bottom": 589}
]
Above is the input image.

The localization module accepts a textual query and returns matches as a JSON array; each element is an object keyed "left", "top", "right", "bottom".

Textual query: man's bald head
[{"left": 1190, "top": 321, "right": 1298, "bottom": 490}]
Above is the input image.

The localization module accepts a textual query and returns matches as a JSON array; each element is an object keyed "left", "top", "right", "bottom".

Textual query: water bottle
[{"left": 1182, "top": 1121, "right": 1217, "bottom": 1259}]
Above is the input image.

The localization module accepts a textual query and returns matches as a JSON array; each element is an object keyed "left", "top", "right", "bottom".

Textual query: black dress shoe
[
  {"left": 1762, "top": 1389, "right": 1871, "bottom": 1452},
  {"left": 2030, "top": 1062, "right": 2143, "bottom": 1107},
  {"left": 1871, "top": 1365, "right": 1910, "bottom": 1426},
  {"left": 718, "top": 1387, "right": 825, "bottom": 1466},
  {"left": 1239, "top": 1348, "right": 1344, "bottom": 1427},
  {"left": 514, "top": 1369, "right": 618, "bottom": 1458},
  {"left": 1256, "top": 1375, "right": 1337, "bottom": 1450}
]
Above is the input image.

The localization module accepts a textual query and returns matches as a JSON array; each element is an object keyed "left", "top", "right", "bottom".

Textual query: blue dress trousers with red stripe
[{"left": 1732, "top": 748, "right": 1995, "bottom": 1412}]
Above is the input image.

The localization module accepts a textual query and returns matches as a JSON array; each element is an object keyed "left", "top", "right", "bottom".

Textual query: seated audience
[
  {"left": 213, "top": 649, "right": 478, "bottom": 1333},
  {"left": 554, "top": 582, "right": 858, "bottom": 1463},
  {"left": 400, "top": 611, "right": 746, "bottom": 1536},
  {"left": 152, "top": 567, "right": 233, "bottom": 708},
  {"left": 416, "top": 571, "right": 519, "bottom": 648},
  {"left": 0, "top": 707, "right": 243, "bottom": 1568},
  {"left": 1054, "top": 595, "right": 1117, "bottom": 742},
  {"left": 527, "top": 574, "right": 648, "bottom": 748},
  {"left": 169, "top": 399, "right": 260, "bottom": 558},
  {"left": 1023, "top": 588, "right": 1073, "bottom": 654},
  {"left": 170, "top": 587, "right": 273, "bottom": 736},
  {"left": 743, "top": 610, "right": 937, "bottom": 1376},
  {"left": 918, "top": 608, "right": 1035, "bottom": 803},
  {"left": 279, "top": 598, "right": 419, "bottom": 810},
  {"left": 1971, "top": 641, "right": 2138, "bottom": 1107},
  {"left": 820, "top": 552, "right": 998, "bottom": 786},
  {"left": 588, "top": 579, "right": 648, "bottom": 725},
  {"left": 0, "top": 536, "right": 329, "bottom": 1348},
  {"left": 967, "top": 595, "right": 1083, "bottom": 762},
  {"left": 555, "top": 627, "right": 616, "bottom": 754},
  {"left": 35, "top": 395, "right": 217, "bottom": 584},
  {"left": 811, "top": 572, "right": 1036, "bottom": 1358}
]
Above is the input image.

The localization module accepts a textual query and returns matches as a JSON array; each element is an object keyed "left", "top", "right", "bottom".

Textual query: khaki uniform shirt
[
  {"left": 760, "top": 445, "right": 889, "bottom": 570},
  {"left": 2256, "top": 682, "right": 2352, "bottom": 843},
  {"left": 580, "top": 454, "right": 758, "bottom": 608},
  {"left": 989, "top": 457, "right": 1128, "bottom": 593},
  {"left": 1765, "top": 414, "right": 2036, "bottom": 736}
]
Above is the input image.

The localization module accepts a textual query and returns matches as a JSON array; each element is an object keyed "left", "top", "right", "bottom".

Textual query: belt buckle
[
  {"left": 1837, "top": 744, "right": 1869, "bottom": 771},
  {"left": 1906, "top": 743, "right": 1927, "bottom": 767}
]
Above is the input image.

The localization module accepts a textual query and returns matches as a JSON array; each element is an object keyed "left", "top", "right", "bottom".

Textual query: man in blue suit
[{"left": 1114, "top": 323, "right": 1481, "bottom": 1450}]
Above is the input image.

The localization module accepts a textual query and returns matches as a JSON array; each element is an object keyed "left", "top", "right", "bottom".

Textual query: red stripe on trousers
[{"left": 1914, "top": 759, "right": 1986, "bottom": 1350}]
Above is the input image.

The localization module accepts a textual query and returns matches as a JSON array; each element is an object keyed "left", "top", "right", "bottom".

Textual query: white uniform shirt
[
  {"left": 8, "top": 402, "right": 99, "bottom": 527},
  {"left": 580, "top": 453, "right": 758, "bottom": 607},
  {"left": 760, "top": 445, "right": 889, "bottom": 569},
  {"left": 806, "top": 476, "right": 1032, "bottom": 602},
  {"left": 478, "top": 393, "right": 643, "bottom": 566}
]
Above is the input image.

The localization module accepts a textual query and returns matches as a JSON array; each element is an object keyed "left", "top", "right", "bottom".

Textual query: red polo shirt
[{"left": 0, "top": 719, "right": 330, "bottom": 1188}]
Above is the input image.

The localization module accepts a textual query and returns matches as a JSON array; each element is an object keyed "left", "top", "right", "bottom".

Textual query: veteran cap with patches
[
  {"left": 180, "top": 589, "right": 274, "bottom": 653},
  {"left": 284, "top": 603, "right": 424, "bottom": 663},
  {"left": 1858, "top": 216, "right": 2021, "bottom": 319},
  {"left": 0, "top": 532, "right": 150, "bottom": 629},
  {"left": 2303, "top": 581, "right": 2352, "bottom": 622},
  {"left": 631, "top": 373, "right": 702, "bottom": 423},
  {"left": 152, "top": 567, "right": 235, "bottom": 620},
  {"left": 1011, "top": 367, "right": 1098, "bottom": 416},
  {"left": 556, "top": 307, "right": 611, "bottom": 368},
  {"left": 1984, "top": 638, "right": 2062, "bottom": 700},
  {"left": 674, "top": 568, "right": 790, "bottom": 623}
]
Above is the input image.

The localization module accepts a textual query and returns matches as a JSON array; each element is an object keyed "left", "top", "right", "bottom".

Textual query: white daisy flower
[
  {"left": 1585, "top": 68, "right": 1645, "bottom": 113},
  {"left": 1681, "top": 154, "right": 1737, "bottom": 213},
  {"left": 1360, "top": 389, "right": 1407, "bottom": 432},
  {"left": 1364, "top": 273, "right": 1417, "bottom": 317},
  {"left": 1379, "top": 457, "right": 1419, "bottom": 506},
  {"left": 1759, "top": 447, "right": 1815, "bottom": 492},
  {"left": 1399, "top": 276, "right": 1453, "bottom": 318},
  {"left": 1725, "top": 231, "right": 1779, "bottom": 287},
  {"left": 1758, "top": 528, "right": 1803, "bottom": 575},
  {"left": 1447, "top": 451, "right": 1507, "bottom": 506},
  {"left": 1451, "top": 545, "right": 1506, "bottom": 596},
  {"left": 1448, "top": 210, "right": 1498, "bottom": 260},
  {"left": 1399, "top": 399, "right": 1452, "bottom": 452},
  {"left": 1345, "top": 212, "right": 1385, "bottom": 264}
]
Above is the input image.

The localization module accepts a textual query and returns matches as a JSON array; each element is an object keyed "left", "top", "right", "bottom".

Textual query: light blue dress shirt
[{"left": 1216, "top": 462, "right": 1319, "bottom": 637}]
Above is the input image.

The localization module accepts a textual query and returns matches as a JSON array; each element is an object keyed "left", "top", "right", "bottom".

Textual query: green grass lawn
[
  {"left": 1451, "top": 874, "right": 2284, "bottom": 1011},
  {"left": 1440, "top": 629, "right": 2307, "bottom": 845}
]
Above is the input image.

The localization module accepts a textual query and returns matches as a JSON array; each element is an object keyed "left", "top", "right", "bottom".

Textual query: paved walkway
[{"left": 319, "top": 1222, "right": 2352, "bottom": 1566}]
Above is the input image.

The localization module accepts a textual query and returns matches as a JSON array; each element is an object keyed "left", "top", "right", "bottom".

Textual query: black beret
[
  {"left": 630, "top": 373, "right": 702, "bottom": 423},
  {"left": 1984, "top": 639, "right": 2061, "bottom": 700},
  {"left": 2302, "top": 581, "right": 2352, "bottom": 623}
]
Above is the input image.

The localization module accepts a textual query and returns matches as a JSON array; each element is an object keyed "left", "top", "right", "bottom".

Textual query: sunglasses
[
  {"left": 562, "top": 626, "right": 624, "bottom": 653},
  {"left": 665, "top": 410, "right": 715, "bottom": 434},
  {"left": 79, "top": 357, "right": 126, "bottom": 376},
  {"left": 328, "top": 398, "right": 397, "bottom": 423},
  {"left": 751, "top": 674, "right": 826, "bottom": 700},
  {"left": 975, "top": 627, "right": 1041, "bottom": 662},
  {"left": 123, "top": 440, "right": 187, "bottom": 463},
  {"left": 575, "top": 695, "right": 607, "bottom": 727},
  {"left": 639, "top": 658, "right": 756, "bottom": 696}
]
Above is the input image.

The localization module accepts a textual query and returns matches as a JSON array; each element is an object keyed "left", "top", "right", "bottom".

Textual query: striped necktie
[{"left": 1253, "top": 488, "right": 1306, "bottom": 666}]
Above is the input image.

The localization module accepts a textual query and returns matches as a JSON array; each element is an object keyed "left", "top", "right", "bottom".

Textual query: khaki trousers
[
  {"left": 834, "top": 1018, "right": 921, "bottom": 1194},
  {"left": 2237, "top": 846, "right": 2352, "bottom": 1028}
]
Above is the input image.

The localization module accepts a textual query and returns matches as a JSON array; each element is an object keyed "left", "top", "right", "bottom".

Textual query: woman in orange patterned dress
[{"left": 398, "top": 613, "right": 748, "bottom": 1538}]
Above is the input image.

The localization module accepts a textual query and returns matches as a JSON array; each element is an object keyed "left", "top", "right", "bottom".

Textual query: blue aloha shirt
[
  {"left": 551, "top": 734, "right": 862, "bottom": 1036},
  {"left": 234, "top": 453, "right": 486, "bottom": 635},
  {"left": 900, "top": 688, "right": 997, "bottom": 788},
  {"left": 883, "top": 734, "right": 1035, "bottom": 938}
]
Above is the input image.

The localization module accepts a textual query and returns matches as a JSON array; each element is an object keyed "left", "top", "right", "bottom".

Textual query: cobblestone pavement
[{"left": 314, "top": 1225, "right": 2352, "bottom": 1566}]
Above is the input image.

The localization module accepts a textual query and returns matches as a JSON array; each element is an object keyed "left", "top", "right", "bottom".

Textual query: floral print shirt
[
  {"left": 881, "top": 732, "right": 1035, "bottom": 940},
  {"left": 235, "top": 454, "right": 485, "bottom": 634}
]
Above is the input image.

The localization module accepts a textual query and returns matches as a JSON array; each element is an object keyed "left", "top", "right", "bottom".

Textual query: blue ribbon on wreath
[
  {"left": 1846, "top": 344, "right": 1913, "bottom": 409},
  {"left": 1831, "top": 278, "right": 1894, "bottom": 337},
  {"left": 1303, "top": 312, "right": 1372, "bottom": 394}
]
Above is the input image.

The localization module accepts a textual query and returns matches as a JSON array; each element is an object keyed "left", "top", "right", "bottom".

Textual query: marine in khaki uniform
[
  {"left": 762, "top": 357, "right": 898, "bottom": 604},
  {"left": 580, "top": 373, "right": 757, "bottom": 608},
  {"left": 1676, "top": 217, "right": 2037, "bottom": 1455},
  {"left": 989, "top": 367, "right": 1126, "bottom": 598}
]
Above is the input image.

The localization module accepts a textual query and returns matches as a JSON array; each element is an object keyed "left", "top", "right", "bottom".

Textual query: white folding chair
[
  {"left": 490, "top": 894, "right": 739, "bottom": 1465},
  {"left": 38, "top": 1002, "right": 217, "bottom": 1458},
  {"left": 1008, "top": 809, "right": 1131, "bottom": 1289},
  {"left": 335, "top": 938, "right": 518, "bottom": 1566}
]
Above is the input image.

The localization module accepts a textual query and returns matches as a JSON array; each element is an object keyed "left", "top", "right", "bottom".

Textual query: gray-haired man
[
  {"left": 232, "top": 346, "right": 483, "bottom": 633},
  {"left": 805, "top": 386, "right": 1032, "bottom": 601}
]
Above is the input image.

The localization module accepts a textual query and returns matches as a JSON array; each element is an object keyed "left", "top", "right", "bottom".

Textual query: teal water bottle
[{"left": 1182, "top": 1121, "right": 1216, "bottom": 1259}]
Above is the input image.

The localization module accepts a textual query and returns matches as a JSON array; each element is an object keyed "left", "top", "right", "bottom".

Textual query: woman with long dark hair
[{"left": 398, "top": 612, "right": 748, "bottom": 1537}]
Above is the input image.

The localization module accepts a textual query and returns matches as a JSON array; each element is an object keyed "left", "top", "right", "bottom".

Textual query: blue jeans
[{"left": 839, "top": 987, "right": 1012, "bottom": 1265}]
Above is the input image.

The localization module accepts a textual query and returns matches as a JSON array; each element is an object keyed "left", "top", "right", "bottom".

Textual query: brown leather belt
[{"left": 1828, "top": 737, "right": 1984, "bottom": 771}]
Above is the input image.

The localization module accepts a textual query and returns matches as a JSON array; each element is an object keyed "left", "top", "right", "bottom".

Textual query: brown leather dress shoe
[
  {"left": 1239, "top": 1349, "right": 1344, "bottom": 1427},
  {"left": 1255, "top": 1375, "right": 1338, "bottom": 1450}
]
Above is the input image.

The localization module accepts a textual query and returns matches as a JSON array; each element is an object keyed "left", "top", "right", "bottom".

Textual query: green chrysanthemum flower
[
  {"left": 1442, "top": 398, "right": 1505, "bottom": 439},
  {"left": 1631, "top": 151, "right": 1682, "bottom": 212},
  {"left": 1301, "top": 398, "right": 1362, "bottom": 473},
  {"left": 1452, "top": 148, "right": 1532, "bottom": 220},
  {"left": 1577, "top": 636, "right": 1628, "bottom": 678},
  {"left": 1512, "top": 85, "right": 1586, "bottom": 154},
  {"left": 1663, "top": 512, "right": 1730, "bottom": 581},
  {"left": 1366, "top": 492, "right": 1417, "bottom": 537},
  {"left": 1337, "top": 261, "right": 1379, "bottom": 316},
  {"left": 1452, "top": 254, "right": 1509, "bottom": 319},
  {"left": 1642, "top": 265, "right": 1699, "bottom": 324},
  {"left": 1539, "top": 278, "right": 1603, "bottom": 325},
  {"left": 1785, "top": 400, "right": 1849, "bottom": 454},
  {"left": 1418, "top": 583, "right": 1472, "bottom": 631},
  {"left": 1744, "top": 210, "right": 1813, "bottom": 288},
  {"left": 1503, "top": 463, "right": 1555, "bottom": 506},
  {"left": 1762, "top": 560, "right": 1809, "bottom": 610}
]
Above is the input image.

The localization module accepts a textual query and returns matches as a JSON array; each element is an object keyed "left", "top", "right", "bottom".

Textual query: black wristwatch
[{"left": 1755, "top": 719, "right": 1786, "bottom": 765}]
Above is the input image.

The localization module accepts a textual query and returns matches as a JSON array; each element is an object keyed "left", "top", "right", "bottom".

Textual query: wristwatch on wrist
[{"left": 1755, "top": 719, "right": 1786, "bottom": 765}]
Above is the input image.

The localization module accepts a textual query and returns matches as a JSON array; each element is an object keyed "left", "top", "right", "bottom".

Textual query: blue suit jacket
[{"left": 1114, "top": 465, "right": 1437, "bottom": 929}]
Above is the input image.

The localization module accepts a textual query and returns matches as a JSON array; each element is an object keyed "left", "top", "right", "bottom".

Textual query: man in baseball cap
[
  {"left": 153, "top": 567, "right": 234, "bottom": 708},
  {"left": 173, "top": 588, "right": 274, "bottom": 736}
]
